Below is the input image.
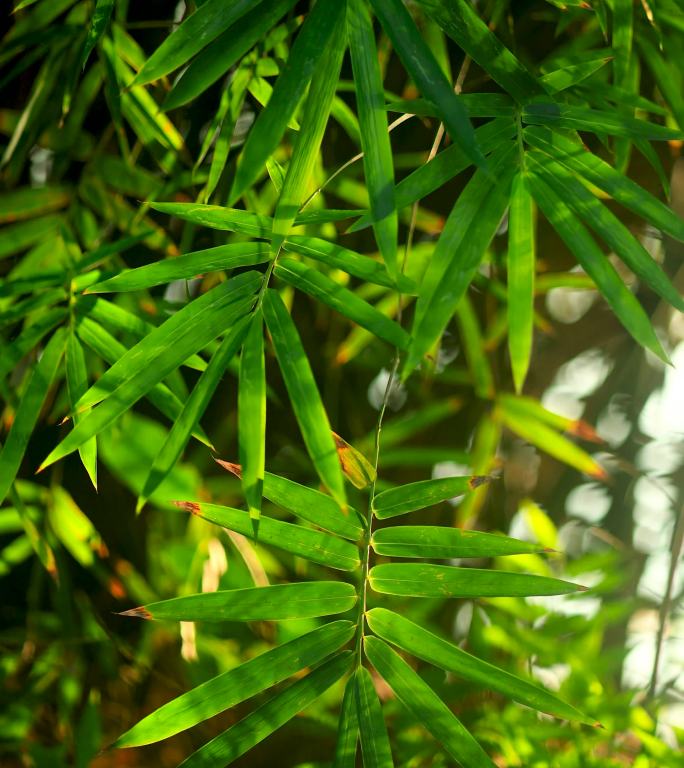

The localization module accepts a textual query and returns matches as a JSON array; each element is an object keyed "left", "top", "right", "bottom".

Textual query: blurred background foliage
[{"left": 1, "top": 0, "right": 683, "bottom": 765}]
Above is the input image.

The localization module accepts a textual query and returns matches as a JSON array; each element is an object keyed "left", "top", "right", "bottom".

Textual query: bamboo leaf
[
  {"left": 333, "top": 676, "right": 359, "bottom": 768},
  {"left": 65, "top": 331, "right": 97, "bottom": 489},
  {"left": 132, "top": 0, "right": 262, "bottom": 86},
  {"left": 364, "top": 636, "right": 495, "bottom": 768},
  {"left": 355, "top": 666, "right": 394, "bottom": 768},
  {"left": 87, "top": 243, "right": 271, "bottom": 294},
  {"left": 230, "top": 0, "right": 346, "bottom": 202},
  {"left": 540, "top": 56, "right": 612, "bottom": 93},
  {"left": 176, "top": 501, "right": 360, "bottom": 571},
  {"left": 275, "top": 258, "right": 410, "bottom": 350},
  {"left": 332, "top": 432, "right": 376, "bottom": 490},
  {"left": 527, "top": 171, "right": 669, "bottom": 363},
  {"left": 79, "top": 0, "right": 114, "bottom": 71},
  {"left": 366, "top": 609, "right": 594, "bottom": 724},
  {"left": 455, "top": 293, "right": 495, "bottom": 399},
  {"left": 115, "top": 620, "right": 354, "bottom": 748},
  {"left": 507, "top": 171, "right": 536, "bottom": 393},
  {"left": 371, "top": 525, "right": 547, "bottom": 559},
  {"left": 373, "top": 475, "right": 488, "bottom": 519},
  {"left": 369, "top": 0, "right": 484, "bottom": 168},
  {"left": 119, "top": 581, "right": 358, "bottom": 622},
  {"left": 497, "top": 393, "right": 602, "bottom": 442},
  {"left": 0, "top": 329, "right": 66, "bottom": 506},
  {"left": 262, "top": 289, "right": 346, "bottom": 508},
  {"left": 0, "top": 186, "right": 70, "bottom": 224},
  {"left": 348, "top": 0, "right": 397, "bottom": 277},
  {"left": 148, "top": 202, "right": 272, "bottom": 238},
  {"left": 138, "top": 318, "right": 250, "bottom": 512},
  {"left": 178, "top": 653, "right": 352, "bottom": 768},
  {"left": 368, "top": 563, "right": 585, "bottom": 598},
  {"left": 238, "top": 312, "right": 266, "bottom": 523}
]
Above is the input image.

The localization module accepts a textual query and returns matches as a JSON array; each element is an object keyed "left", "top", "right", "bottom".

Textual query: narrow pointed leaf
[
  {"left": 272, "top": 8, "right": 346, "bottom": 244},
  {"left": 149, "top": 202, "right": 272, "bottom": 238},
  {"left": 0, "top": 308, "right": 66, "bottom": 385},
  {"left": 230, "top": 0, "right": 346, "bottom": 202},
  {"left": 132, "top": 0, "right": 262, "bottom": 86},
  {"left": 139, "top": 319, "right": 250, "bottom": 511},
  {"left": 367, "top": 608, "right": 594, "bottom": 724},
  {"left": 527, "top": 172, "right": 668, "bottom": 362},
  {"left": 414, "top": 0, "right": 542, "bottom": 102},
  {"left": 348, "top": 0, "right": 397, "bottom": 277},
  {"left": 333, "top": 432, "right": 376, "bottom": 490},
  {"left": 87, "top": 243, "right": 271, "bottom": 293},
  {"left": 456, "top": 294, "right": 495, "bottom": 399},
  {"left": 371, "top": 525, "right": 547, "bottom": 559},
  {"left": 497, "top": 393, "right": 602, "bottom": 442},
  {"left": 238, "top": 312, "right": 266, "bottom": 522},
  {"left": 178, "top": 653, "right": 352, "bottom": 768},
  {"left": 216, "top": 462, "right": 363, "bottom": 540},
  {"left": 275, "top": 258, "right": 410, "bottom": 349},
  {"left": 181, "top": 501, "right": 360, "bottom": 571},
  {"left": 120, "top": 581, "right": 357, "bottom": 622},
  {"left": 79, "top": 0, "right": 114, "bottom": 71},
  {"left": 369, "top": 0, "right": 484, "bottom": 168},
  {"left": 507, "top": 172, "right": 536, "bottom": 393},
  {"left": 262, "top": 289, "right": 346, "bottom": 507},
  {"left": 540, "top": 57, "right": 612, "bottom": 93},
  {"left": 115, "top": 620, "right": 354, "bottom": 748},
  {"left": 333, "top": 676, "right": 359, "bottom": 768},
  {"left": 369, "top": 563, "right": 585, "bottom": 598},
  {"left": 0, "top": 329, "right": 66, "bottom": 505},
  {"left": 65, "top": 332, "right": 97, "bottom": 489},
  {"left": 373, "top": 476, "right": 488, "bottom": 519},
  {"left": 355, "top": 666, "right": 394, "bottom": 768},
  {"left": 365, "top": 636, "right": 495, "bottom": 768}
]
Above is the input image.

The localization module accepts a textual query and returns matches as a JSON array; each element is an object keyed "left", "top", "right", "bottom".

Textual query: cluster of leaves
[{"left": 2, "top": 0, "right": 684, "bottom": 765}]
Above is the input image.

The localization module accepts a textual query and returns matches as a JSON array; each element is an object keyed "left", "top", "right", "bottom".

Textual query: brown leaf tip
[
  {"left": 214, "top": 457, "right": 242, "bottom": 479},
  {"left": 173, "top": 500, "right": 201, "bottom": 515},
  {"left": 469, "top": 475, "right": 492, "bottom": 490},
  {"left": 543, "top": 547, "right": 560, "bottom": 554},
  {"left": 118, "top": 606, "right": 152, "bottom": 620},
  {"left": 571, "top": 420, "right": 604, "bottom": 444},
  {"left": 576, "top": 584, "right": 589, "bottom": 592}
]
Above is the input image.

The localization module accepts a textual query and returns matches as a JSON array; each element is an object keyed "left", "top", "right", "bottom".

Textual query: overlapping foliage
[{"left": 1, "top": 0, "right": 683, "bottom": 765}]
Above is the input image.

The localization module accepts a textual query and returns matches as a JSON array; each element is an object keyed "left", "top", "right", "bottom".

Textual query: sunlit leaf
[
  {"left": 332, "top": 432, "right": 376, "bottom": 490},
  {"left": 355, "top": 666, "right": 394, "bottom": 768},
  {"left": 373, "top": 475, "right": 488, "bottom": 519},
  {"left": 333, "top": 676, "right": 359, "bottom": 768}
]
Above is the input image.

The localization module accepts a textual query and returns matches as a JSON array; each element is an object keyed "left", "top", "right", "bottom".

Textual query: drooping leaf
[
  {"left": 364, "top": 636, "right": 495, "bottom": 768},
  {"left": 115, "top": 620, "right": 354, "bottom": 748},
  {"left": 79, "top": 0, "right": 114, "bottom": 71},
  {"left": 177, "top": 501, "right": 360, "bottom": 571},
  {"left": 366, "top": 609, "right": 595, "bottom": 724},
  {"left": 332, "top": 432, "right": 376, "bottom": 490},
  {"left": 373, "top": 475, "right": 488, "bottom": 519},
  {"left": 65, "top": 331, "right": 97, "bottom": 489},
  {"left": 262, "top": 289, "right": 346, "bottom": 508},
  {"left": 355, "top": 666, "right": 394, "bottom": 768},
  {"left": 368, "top": 563, "right": 585, "bottom": 598},
  {"left": 333, "top": 676, "right": 359, "bottom": 768},
  {"left": 119, "top": 581, "right": 358, "bottom": 622}
]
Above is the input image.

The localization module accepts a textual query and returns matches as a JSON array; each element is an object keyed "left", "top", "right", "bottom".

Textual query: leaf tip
[
  {"left": 469, "top": 475, "right": 491, "bottom": 490},
  {"left": 214, "top": 457, "right": 242, "bottom": 478},
  {"left": 172, "top": 500, "right": 201, "bottom": 515},
  {"left": 118, "top": 606, "right": 152, "bottom": 620}
]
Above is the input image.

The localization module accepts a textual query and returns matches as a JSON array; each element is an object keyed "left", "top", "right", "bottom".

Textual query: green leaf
[
  {"left": 138, "top": 318, "right": 250, "bottom": 512},
  {"left": 526, "top": 172, "right": 669, "bottom": 363},
  {"left": 283, "top": 235, "right": 414, "bottom": 292},
  {"left": 355, "top": 666, "right": 394, "bottom": 768},
  {"left": 149, "top": 201, "right": 272, "bottom": 238},
  {"left": 333, "top": 676, "right": 359, "bottom": 768},
  {"left": 369, "top": 0, "right": 484, "bottom": 169},
  {"left": 523, "top": 125, "right": 684, "bottom": 243},
  {"left": 0, "top": 308, "right": 66, "bottom": 386},
  {"left": 526, "top": 151, "right": 684, "bottom": 312},
  {"left": 87, "top": 243, "right": 271, "bottom": 293},
  {"left": 371, "top": 525, "right": 547, "bottom": 558},
  {"left": 364, "top": 636, "right": 495, "bottom": 768},
  {"left": 164, "top": 0, "right": 297, "bottom": 110},
  {"left": 65, "top": 331, "right": 97, "bottom": 489},
  {"left": 39, "top": 274, "right": 259, "bottom": 471},
  {"left": 272, "top": 8, "right": 346, "bottom": 245},
  {"left": 386, "top": 93, "right": 516, "bottom": 119},
  {"left": 366, "top": 609, "right": 595, "bottom": 724},
  {"left": 540, "top": 56, "right": 612, "bottom": 93},
  {"left": 177, "top": 501, "right": 360, "bottom": 571},
  {"left": 507, "top": 171, "right": 536, "bottom": 393},
  {"left": 230, "top": 0, "right": 346, "bottom": 202},
  {"left": 368, "top": 563, "right": 585, "bottom": 598},
  {"left": 119, "top": 581, "right": 358, "bottom": 622},
  {"left": 216, "top": 461, "right": 363, "bottom": 540},
  {"left": 348, "top": 0, "right": 397, "bottom": 277},
  {"left": 79, "top": 0, "right": 114, "bottom": 71},
  {"left": 497, "top": 393, "right": 602, "bottom": 442},
  {"left": 455, "top": 293, "right": 495, "bottom": 399},
  {"left": 275, "top": 258, "right": 410, "bottom": 350},
  {"left": 405, "top": 144, "right": 516, "bottom": 375},
  {"left": 373, "top": 475, "right": 488, "bottom": 519},
  {"left": 178, "top": 653, "right": 353, "bottom": 768},
  {"left": 522, "top": 103, "right": 684, "bottom": 141},
  {"left": 414, "top": 0, "right": 543, "bottom": 102},
  {"left": 262, "top": 289, "right": 346, "bottom": 508},
  {"left": 132, "top": 0, "right": 262, "bottom": 86},
  {"left": 238, "top": 312, "right": 266, "bottom": 523},
  {"left": 0, "top": 328, "right": 66, "bottom": 506},
  {"left": 115, "top": 620, "right": 354, "bottom": 748},
  {"left": 0, "top": 186, "right": 70, "bottom": 224}
]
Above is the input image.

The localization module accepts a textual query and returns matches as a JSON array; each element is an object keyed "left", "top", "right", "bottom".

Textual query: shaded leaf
[
  {"left": 355, "top": 666, "right": 394, "bottom": 768},
  {"left": 65, "top": 331, "right": 97, "bottom": 489},
  {"left": 333, "top": 676, "right": 359, "bottom": 768}
]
